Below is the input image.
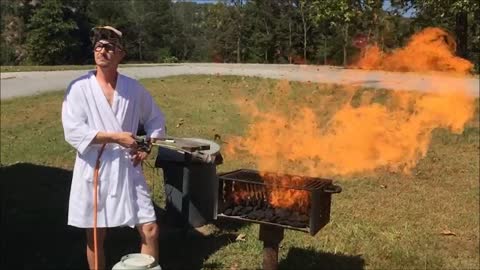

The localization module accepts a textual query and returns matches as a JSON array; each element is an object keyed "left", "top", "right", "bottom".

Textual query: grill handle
[{"left": 323, "top": 184, "right": 342, "bottom": 194}]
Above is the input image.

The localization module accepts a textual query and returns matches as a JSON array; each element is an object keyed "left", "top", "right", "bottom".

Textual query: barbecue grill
[
  {"left": 155, "top": 140, "right": 342, "bottom": 270},
  {"left": 217, "top": 169, "right": 341, "bottom": 235},
  {"left": 216, "top": 169, "right": 341, "bottom": 270}
]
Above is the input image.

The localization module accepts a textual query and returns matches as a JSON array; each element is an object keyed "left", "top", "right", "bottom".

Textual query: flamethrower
[{"left": 135, "top": 136, "right": 222, "bottom": 164}]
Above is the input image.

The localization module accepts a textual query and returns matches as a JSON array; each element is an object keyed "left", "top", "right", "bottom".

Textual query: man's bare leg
[
  {"left": 136, "top": 222, "right": 159, "bottom": 262},
  {"left": 86, "top": 228, "right": 107, "bottom": 270}
]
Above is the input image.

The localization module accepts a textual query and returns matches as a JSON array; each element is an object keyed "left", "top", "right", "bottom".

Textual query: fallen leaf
[
  {"left": 176, "top": 118, "right": 184, "bottom": 128},
  {"left": 440, "top": 229, "right": 456, "bottom": 236},
  {"left": 235, "top": 233, "right": 246, "bottom": 241}
]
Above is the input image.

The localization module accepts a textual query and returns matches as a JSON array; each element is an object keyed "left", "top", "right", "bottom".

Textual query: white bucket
[{"left": 112, "top": 253, "right": 161, "bottom": 270}]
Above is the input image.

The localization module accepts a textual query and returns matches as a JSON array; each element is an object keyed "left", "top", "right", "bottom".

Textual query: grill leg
[{"left": 259, "top": 224, "right": 284, "bottom": 270}]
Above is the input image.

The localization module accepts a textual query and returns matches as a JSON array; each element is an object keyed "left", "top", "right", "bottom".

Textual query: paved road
[{"left": 1, "top": 63, "right": 478, "bottom": 99}]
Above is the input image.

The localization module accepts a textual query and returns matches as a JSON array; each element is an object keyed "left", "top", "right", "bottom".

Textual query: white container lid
[{"left": 112, "top": 253, "right": 161, "bottom": 270}]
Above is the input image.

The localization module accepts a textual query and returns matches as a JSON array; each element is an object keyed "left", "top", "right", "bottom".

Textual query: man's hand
[
  {"left": 93, "top": 131, "right": 138, "bottom": 149},
  {"left": 130, "top": 149, "right": 149, "bottom": 167},
  {"left": 114, "top": 132, "right": 137, "bottom": 149}
]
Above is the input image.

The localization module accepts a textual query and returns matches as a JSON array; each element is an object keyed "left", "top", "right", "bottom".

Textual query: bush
[{"left": 155, "top": 47, "right": 178, "bottom": 63}]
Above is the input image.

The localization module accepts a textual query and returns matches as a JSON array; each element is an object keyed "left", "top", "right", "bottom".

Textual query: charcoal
[
  {"left": 277, "top": 218, "right": 286, "bottom": 224},
  {"left": 274, "top": 208, "right": 292, "bottom": 219},
  {"left": 265, "top": 209, "right": 274, "bottom": 220},
  {"left": 254, "top": 209, "right": 265, "bottom": 219},
  {"left": 290, "top": 212, "right": 309, "bottom": 223},
  {"left": 270, "top": 215, "right": 280, "bottom": 222},
  {"left": 238, "top": 207, "right": 249, "bottom": 216},
  {"left": 223, "top": 201, "right": 233, "bottom": 210},
  {"left": 247, "top": 211, "right": 257, "bottom": 219},
  {"left": 298, "top": 214, "right": 309, "bottom": 223},
  {"left": 231, "top": 206, "right": 243, "bottom": 216}
]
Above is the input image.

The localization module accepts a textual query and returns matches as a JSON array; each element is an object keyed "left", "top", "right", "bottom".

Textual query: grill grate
[
  {"left": 217, "top": 169, "right": 341, "bottom": 235},
  {"left": 219, "top": 169, "right": 333, "bottom": 191}
]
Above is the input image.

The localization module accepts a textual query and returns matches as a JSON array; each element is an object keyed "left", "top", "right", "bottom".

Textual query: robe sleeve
[
  {"left": 140, "top": 86, "right": 166, "bottom": 139},
  {"left": 62, "top": 82, "right": 99, "bottom": 155}
]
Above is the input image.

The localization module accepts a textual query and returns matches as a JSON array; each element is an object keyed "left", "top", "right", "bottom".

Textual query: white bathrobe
[{"left": 62, "top": 71, "right": 165, "bottom": 228}]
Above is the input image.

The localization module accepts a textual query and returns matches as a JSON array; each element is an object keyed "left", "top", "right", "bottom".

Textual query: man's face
[{"left": 93, "top": 40, "right": 124, "bottom": 68}]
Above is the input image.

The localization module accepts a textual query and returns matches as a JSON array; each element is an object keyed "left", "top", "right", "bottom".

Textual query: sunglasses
[
  {"left": 94, "top": 42, "right": 118, "bottom": 53},
  {"left": 90, "top": 28, "right": 124, "bottom": 51}
]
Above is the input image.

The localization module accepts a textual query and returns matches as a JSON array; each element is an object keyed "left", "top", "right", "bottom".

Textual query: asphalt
[{"left": 1, "top": 63, "right": 478, "bottom": 99}]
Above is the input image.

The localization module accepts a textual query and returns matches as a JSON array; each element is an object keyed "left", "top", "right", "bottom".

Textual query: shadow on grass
[
  {"left": 0, "top": 163, "right": 239, "bottom": 270},
  {"left": 279, "top": 247, "right": 365, "bottom": 270},
  {"left": 0, "top": 163, "right": 84, "bottom": 269},
  {"left": 1, "top": 163, "right": 361, "bottom": 270}
]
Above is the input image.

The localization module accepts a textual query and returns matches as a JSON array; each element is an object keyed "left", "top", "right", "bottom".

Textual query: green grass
[{"left": 1, "top": 75, "right": 479, "bottom": 270}]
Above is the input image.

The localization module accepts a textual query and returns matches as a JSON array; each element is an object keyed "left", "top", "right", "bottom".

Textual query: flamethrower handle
[
  {"left": 323, "top": 184, "right": 342, "bottom": 194},
  {"left": 134, "top": 136, "right": 152, "bottom": 153}
]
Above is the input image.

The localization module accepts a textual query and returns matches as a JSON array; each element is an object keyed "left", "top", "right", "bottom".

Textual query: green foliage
[
  {"left": 0, "top": 0, "right": 478, "bottom": 67},
  {"left": 25, "top": 0, "right": 80, "bottom": 65}
]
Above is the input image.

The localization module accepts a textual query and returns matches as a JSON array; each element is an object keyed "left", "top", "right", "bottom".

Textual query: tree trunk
[
  {"left": 474, "top": 10, "right": 480, "bottom": 54},
  {"left": 237, "top": 35, "right": 241, "bottom": 63},
  {"left": 343, "top": 24, "right": 349, "bottom": 67},
  {"left": 455, "top": 11, "right": 468, "bottom": 59},
  {"left": 303, "top": 25, "right": 307, "bottom": 63},
  {"left": 234, "top": 1, "right": 243, "bottom": 63},
  {"left": 300, "top": 3, "right": 307, "bottom": 63},
  {"left": 289, "top": 19, "right": 292, "bottom": 64},
  {"left": 183, "top": 43, "right": 188, "bottom": 61},
  {"left": 324, "top": 37, "right": 327, "bottom": 65},
  {"left": 138, "top": 38, "right": 142, "bottom": 61},
  {"left": 264, "top": 19, "right": 270, "bottom": 63}
]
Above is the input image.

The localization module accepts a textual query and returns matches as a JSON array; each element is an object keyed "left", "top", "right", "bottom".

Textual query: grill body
[{"left": 217, "top": 169, "right": 341, "bottom": 235}]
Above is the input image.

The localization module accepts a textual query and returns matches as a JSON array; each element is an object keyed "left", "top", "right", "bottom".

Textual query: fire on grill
[
  {"left": 217, "top": 169, "right": 342, "bottom": 235},
  {"left": 216, "top": 169, "right": 341, "bottom": 270}
]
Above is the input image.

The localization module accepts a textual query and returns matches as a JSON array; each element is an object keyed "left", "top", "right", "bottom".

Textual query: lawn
[{"left": 1, "top": 75, "right": 478, "bottom": 270}]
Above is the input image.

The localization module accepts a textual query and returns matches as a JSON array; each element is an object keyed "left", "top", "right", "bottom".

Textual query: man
[{"left": 62, "top": 26, "right": 164, "bottom": 269}]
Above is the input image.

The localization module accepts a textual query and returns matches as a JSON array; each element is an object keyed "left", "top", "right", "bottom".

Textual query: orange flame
[
  {"left": 354, "top": 27, "right": 473, "bottom": 73},
  {"left": 225, "top": 27, "right": 476, "bottom": 211},
  {"left": 231, "top": 189, "right": 251, "bottom": 205},
  {"left": 226, "top": 28, "right": 475, "bottom": 176},
  {"left": 227, "top": 83, "right": 474, "bottom": 177},
  {"left": 262, "top": 173, "right": 310, "bottom": 213}
]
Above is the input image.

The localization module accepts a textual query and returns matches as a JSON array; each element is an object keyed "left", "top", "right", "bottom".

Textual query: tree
[
  {"left": 25, "top": 0, "right": 80, "bottom": 64},
  {"left": 309, "top": 0, "right": 356, "bottom": 66},
  {"left": 231, "top": 0, "right": 247, "bottom": 63},
  {"left": 172, "top": 1, "right": 208, "bottom": 62},
  {"left": 298, "top": 0, "right": 311, "bottom": 63},
  {"left": 205, "top": 2, "right": 238, "bottom": 62},
  {"left": 1, "top": 0, "right": 38, "bottom": 64}
]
